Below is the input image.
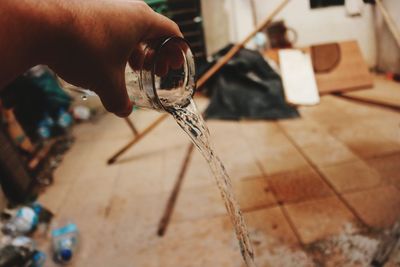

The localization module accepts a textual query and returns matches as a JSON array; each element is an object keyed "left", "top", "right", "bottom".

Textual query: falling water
[{"left": 167, "top": 99, "right": 256, "bottom": 267}]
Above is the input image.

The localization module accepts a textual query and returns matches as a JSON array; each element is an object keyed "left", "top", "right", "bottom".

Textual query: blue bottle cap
[
  {"left": 60, "top": 249, "right": 72, "bottom": 262},
  {"left": 32, "top": 203, "right": 42, "bottom": 214}
]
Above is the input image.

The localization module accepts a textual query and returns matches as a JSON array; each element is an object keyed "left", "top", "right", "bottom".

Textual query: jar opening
[{"left": 148, "top": 37, "right": 196, "bottom": 111}]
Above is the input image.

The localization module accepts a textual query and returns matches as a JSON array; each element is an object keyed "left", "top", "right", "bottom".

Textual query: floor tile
[
  {"left": 267, "top": 167, "right": 334, "bottom": 204},
  {"left": 367, "top": 152, "right": 400, "bottom": 187},
  {"left": 242, "top": 207, "right": 315, "bottom": 267},
  {"left": 278, "top": 118, "right": 334, "bottom": 148},
  {"left": 330, "top": 124, "right": 400, "bottom": 159},
  {"left": 320, "top": 160, "right": 384, "bottom": 193},
  {"left": 159, "top": 216, "right": 242, "bottom": 267},
  {"left": 343, "top": 186, "right": 400, "bottom": 228},
  {"left": 171, "top": 185, "right": 226, "bottom": 223},
  {"left": 256, "top": 144, "right": 311, "bottom": 176},
  {"left": 285, "top": 197, "right": 360, "bottom": 244},
  {"left": 301, "top": 138, "right": 358, "bottom": 167},
  {"left": 35, "top": 89, "right": 400, "bottom": 267},
  {"left": 242, "top": 207, "right": 299, "bottom": 246},
  {"left": 239, "top": 121, "right": 310, "bottom": 175},
  {"left": 233, "top": 177, "right": 276, "bottom": 211},
  {"left": 300, "top": 96, "right": 400, "bottom": 159},
  {"left": 117, "top": 153, "right": 165, "bottom": 196},
  {"left": 182, "top": 149, "right": 216, "bottom": 189},
  {"left": 38, "top": 183, "right": 71, "bottom": 213}
]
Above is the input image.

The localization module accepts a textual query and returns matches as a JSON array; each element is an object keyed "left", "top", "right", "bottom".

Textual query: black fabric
[
  {"left": 310, "top": 0, "right": 344, "bottom": 8},
  {"left": 200, "top": 45, "right": 299, "bottom": 120}
]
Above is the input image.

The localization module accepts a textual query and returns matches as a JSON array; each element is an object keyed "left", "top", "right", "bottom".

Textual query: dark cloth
[{"left": 199, "top": 45, "right": 299, "bottom": 120}]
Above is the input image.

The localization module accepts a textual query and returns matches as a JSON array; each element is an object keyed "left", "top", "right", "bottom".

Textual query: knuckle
[
  {"left": 136, "top": 1, "right": 152, "bottom": 13},
  {"left": 172, "top": 23, "right": 180, "bottom": 33}
]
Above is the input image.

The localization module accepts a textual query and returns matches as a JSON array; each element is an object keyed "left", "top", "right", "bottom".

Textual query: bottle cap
[{"left": 60, "top": 249, "right": 72, "bottom": 261}]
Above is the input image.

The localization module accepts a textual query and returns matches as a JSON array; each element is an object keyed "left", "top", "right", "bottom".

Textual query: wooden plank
[
  {"left": 28, "top": 139, "right": 57, "bottom": 170},
  {"left": 341, "top": 75, "right": 400, "bottom": 109},
  {"left": 310, "top": 41, "right": 373, "bottom": 94},
  {"left": 265, "top": 41, "right": 373, "bottom": 94}
]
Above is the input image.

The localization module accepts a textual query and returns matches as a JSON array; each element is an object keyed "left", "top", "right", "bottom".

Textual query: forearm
[{"left": 0, "top": 0, "right": 71, "bottom": 89}]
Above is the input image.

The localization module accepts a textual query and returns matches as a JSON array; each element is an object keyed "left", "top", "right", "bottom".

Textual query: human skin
[{"left": 0, "top": 0, "right": 182, "bottom": 117}]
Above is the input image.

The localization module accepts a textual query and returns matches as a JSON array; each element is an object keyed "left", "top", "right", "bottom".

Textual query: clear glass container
[{"left": 125, "top": 36, "right": 196, "bottom": 112}]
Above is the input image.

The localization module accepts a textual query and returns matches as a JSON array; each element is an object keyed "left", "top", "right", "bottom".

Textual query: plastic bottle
[
  {"left": 51, "top": 222, "right": 79, "bottom": 264},
  {"left": 37, "top": 113, "right": 54, "bottom": 139},
  {"left": 0, "top": 236, "right": 46, "bottom": 267},
  {"left": 57, "top": 108, "right": 73, "bottom": 128},
  {"left": 31, "top": 250, "right": 46, "bottom": 267},
  {"left": 2, "top": 207, "right": 38, "bottom": 236}
]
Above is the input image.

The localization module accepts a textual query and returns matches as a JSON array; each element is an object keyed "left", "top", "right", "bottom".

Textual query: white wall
[
  {"left": 202, "top": 0, "right": 377, "bottom": 67},
  {"left": 201, "top": 0, "right": 231, "bottom": 57},
  {"left": 376, "top": 0, "right": 400, "bottom": 72},
  {"left": 202, "top": 0, "right": 255, "bottom": 54}
]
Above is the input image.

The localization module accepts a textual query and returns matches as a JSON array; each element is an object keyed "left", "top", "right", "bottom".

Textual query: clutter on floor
[{"left": 1, "top": 0, "right": 400, "bottom": 266}]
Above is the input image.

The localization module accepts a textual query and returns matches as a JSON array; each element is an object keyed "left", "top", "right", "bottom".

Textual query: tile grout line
[
  {"left": 299, "top": 99, "right": 400, "bottom": 164},
  {"left": 236, "top": 121, "right": 304, "bottom": 244},
  {"left": 254, "top": 160, "right": 304, "bottom": 245},
  {"left": 275, "top": 122, "right": 368, "bottom": 229}
]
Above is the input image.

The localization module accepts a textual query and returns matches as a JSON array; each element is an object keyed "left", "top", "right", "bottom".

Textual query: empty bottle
[
  {"left": 70, "top": 37, "right": 196, "bottom": 113},
  {"left": 2, "top": 207, "right": 38, "bottom": 236},
  {"left": 51, "top": 222, "right": 79, "bottom": 264},
  {"left": 124, "top": 36, "right": 195, "bottom": 111},
  {"left": 0, "top": 236, "right": 46, "bottom": 267}
]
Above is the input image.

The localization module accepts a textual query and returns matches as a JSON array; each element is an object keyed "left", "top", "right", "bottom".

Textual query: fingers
[
  {"left": 129, "top": 45, "right": 145, "bottom": 71},
  {"left": 96, "top": 71, "right": 133, "bottom": 117},
  {"left": 128, "top": 6, "right": 184, "bottom": 76},
  {"left": 145, "top": 11, "right": 183, "bottom": 40},
  {"left": 154, "top": 44, "right": 185, "bottom": 77},
  {"left": 130, "top": 40, "right": 185, "bottom": 77}
]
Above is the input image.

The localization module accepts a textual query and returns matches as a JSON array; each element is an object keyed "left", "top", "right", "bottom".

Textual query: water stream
[{"left": 167, "top": 99, "right": 256, "bottom": 267}]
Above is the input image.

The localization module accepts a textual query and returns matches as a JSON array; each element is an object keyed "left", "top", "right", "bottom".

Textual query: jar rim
[{"left": 147, "top": 36, "right": 196, "bottom": 111}]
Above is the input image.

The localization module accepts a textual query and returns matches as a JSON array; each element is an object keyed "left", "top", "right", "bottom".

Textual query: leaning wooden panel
[{"left": 311, "top": 40, "right": 373, "bottom": 94}]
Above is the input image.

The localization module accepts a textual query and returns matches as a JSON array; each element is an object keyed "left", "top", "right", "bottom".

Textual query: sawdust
[
  {"left": 244, "top": 224, "right": 393, "bottom": 266},
  {"left": 246, "top": 229, "right": 314, "bottom": 267},
  {"left": 308, "top": 224, "right": 380, "bottom": 266}
]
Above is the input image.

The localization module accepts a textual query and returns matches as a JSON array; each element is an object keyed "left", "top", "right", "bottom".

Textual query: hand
[{"left": 44, "top": 0, "right": 183, "bottom": 117}]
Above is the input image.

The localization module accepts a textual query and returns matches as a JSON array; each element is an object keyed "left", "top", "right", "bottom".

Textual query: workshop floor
[{"left": 38, "top": 77, "right": 400, "bottom": 267}]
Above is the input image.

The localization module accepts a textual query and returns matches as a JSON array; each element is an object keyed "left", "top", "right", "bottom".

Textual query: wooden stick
[
  {"left": 157, "top": 144, "right": 194, "bottom": 236},
  {"left": 107, "top": 114, "right": 168, "bottom": 164},
  {"left": 375, "top": 0, "right": 400, "bottom": 48},
  {"left": 124, "top": 117, "right": 139, "bottom": 136},
  {"left": 197, "top": 0, "right": 290, "bottom": 89}
]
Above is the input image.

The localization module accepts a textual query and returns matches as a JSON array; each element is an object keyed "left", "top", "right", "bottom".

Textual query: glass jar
[{"left": 125, "top": 36, "right": 196, "bottom": 112}]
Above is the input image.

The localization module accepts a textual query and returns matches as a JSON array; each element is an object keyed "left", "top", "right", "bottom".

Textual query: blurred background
[{"left": 0, "top": 0, "right": 399, "bottom": 266}]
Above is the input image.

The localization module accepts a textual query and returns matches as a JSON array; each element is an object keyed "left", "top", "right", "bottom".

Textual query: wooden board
[
  {"left": 342, "top": 75, "right": 400, "bottom": 109},
  {"left": 311, "top": 41, "right": 373, "bottom": 94},
  {"left": 264, "top": 40, "right": 373, "bottom": 94}
]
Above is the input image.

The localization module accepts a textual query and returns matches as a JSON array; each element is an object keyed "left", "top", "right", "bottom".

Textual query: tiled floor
[{"left": 38, "top": 80, "right": 400, "bottom": 266}]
